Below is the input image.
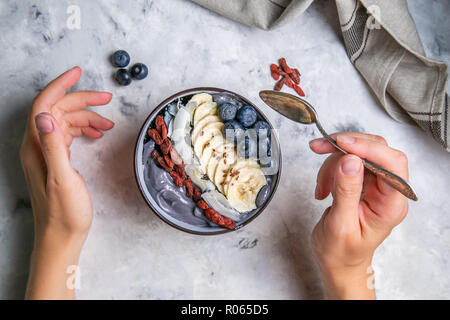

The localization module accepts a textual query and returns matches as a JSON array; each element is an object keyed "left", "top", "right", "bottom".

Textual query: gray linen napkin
[{"left": 192, "top": 0, "right": 449, "bottom": 151}]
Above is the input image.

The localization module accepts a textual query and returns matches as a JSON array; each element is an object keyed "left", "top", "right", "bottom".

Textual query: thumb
[
  {"left": 330, "top": 154, "right": 364, "bottom": 221},
  {"left": 35, "top": 112, "right": 72, "bottom": 180}
]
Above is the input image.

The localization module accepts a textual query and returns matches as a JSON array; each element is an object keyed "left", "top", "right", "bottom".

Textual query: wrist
[
  {"left": 34, "top": 222, "right": 88, "bottom": 254},
  {"left": 317, "top": 259, "right": 375, "bottom": 300}
]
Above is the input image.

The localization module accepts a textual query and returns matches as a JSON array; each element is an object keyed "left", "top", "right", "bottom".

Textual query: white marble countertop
[{"left": 0, "top": 0, "right": 449, "bottom": 299}]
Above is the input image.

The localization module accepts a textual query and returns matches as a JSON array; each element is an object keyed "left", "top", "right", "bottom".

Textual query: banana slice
[
  {"left": 223, "top": 159, "right": 260, "bottom": 195},
  {"left": 193, "top": 122, "right": 223, "bottom": 158},
  {"left": 214, "top": 150, "right": 237, "bottom": 194},
  {"left": 191, "top": 115, "right": 221, "bottom": 145},
  {"left": 193, "top": 101, "right": 218, "bottom": 126},
  {"left": 206, "top": 143, "right": 234, "bottom": 180},
  {"left": 185, "top": 164, "right": 215, "bottom": 192},
  {"left": 226, "top": 167, "right": 267, "bottom": 213},
  {"left": 199, "top": 135, "right": 224, "bottom": 173},
  {"left": 189, "top": 93, "right": 213, "bottom": 107}
]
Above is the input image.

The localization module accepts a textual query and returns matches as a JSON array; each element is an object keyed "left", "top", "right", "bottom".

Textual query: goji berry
[
  {"left": 293, "top": 84, "right": 305, "bottom": 97},
  {"left": 196, "top": 199, "right": 209, "bottom": 210},
  {"left": 175, "top": 164, "right": 186, "bottom": 179},
  {"left": 274, "top": 77, "right": 285, "bottom": 91},
  {"left": 147, "top": 129, "right": 163, "bottom": 145},
  {"left": 160, "top": 138, "right": 171, "bottom": 155},
  {"left": 192, "top": 187, "right": 202, "bottom": 201},
  {"left": 169, "top": 171, "right": 184, "bottom": 187},
  {"left": 170, "top": 148, "right": 183, "bottom": 166},
  {"left": 164, "top": 154, "right": 174, "bottom": 169},
  {"left": 284, "top": 75, "right": 294, "bottom": 88},
  {"left": 279, "top": 57, "right": 293, "bottom": 74}
]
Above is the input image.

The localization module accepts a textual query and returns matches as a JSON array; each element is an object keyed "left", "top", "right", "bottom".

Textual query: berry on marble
[
  {"left": 130, "top": 63, "right": 148, "bottom": 80},
  {"left": 112, "top": 50, "right": 130, "bottom": 68},
  {"left": 115, "top": 69, "right": 132, "bottom": 86}
]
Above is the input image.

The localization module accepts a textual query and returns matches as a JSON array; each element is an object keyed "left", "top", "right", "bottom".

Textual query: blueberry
[
  {"left": 253, "top": 121, "right": 271, "bottom": 137},
  {"left": 130, "top": 63, "right": 148, "bottom": 80},
  {"left": 236, "top": 105, "right": 257, "bottom": 128},
  {"left": 218, "top": 103, "right": 238, "bottom": 122},
  {"left": 223, "top": 120, "right": 244, "bottom": 142},
  {"left": 112, "top": 50, "right": 130, "bottom": 68},
  {"left": 115, "top": 69, "right": 132, "bottom": 86},
  {"left": 237, "top": 135, "right": 257, "bottom": 159}
]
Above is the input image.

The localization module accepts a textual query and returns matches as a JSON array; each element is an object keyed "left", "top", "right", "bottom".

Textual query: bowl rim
[{"left": 134, "top": 87, "right": 282, "bottom": 235}]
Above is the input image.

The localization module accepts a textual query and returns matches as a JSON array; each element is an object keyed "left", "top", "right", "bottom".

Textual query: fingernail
[
  {"left": 337, "top": 135, "right": 355, "bottom": 144},
  {"left": 35, "top": 113, "right": 54, "bottom": 134},
  {"left": 309, "top": 138, "right": 326, "bottom": 148},
  {"left": 341, "top": 155, "right": 362, "bottom": 176},
  {"left": 314, "top": 184, "right": 321, "bottom": 199}
]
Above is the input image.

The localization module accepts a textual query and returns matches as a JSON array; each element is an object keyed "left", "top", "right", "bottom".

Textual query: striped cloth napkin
[{"left": 191, "top": 0, "right": 449, "bottom": 151}]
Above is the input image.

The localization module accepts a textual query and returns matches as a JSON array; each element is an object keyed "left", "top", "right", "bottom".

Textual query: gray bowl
[{"left": 134, "top": 87, "right": 282, "bottom": 235}]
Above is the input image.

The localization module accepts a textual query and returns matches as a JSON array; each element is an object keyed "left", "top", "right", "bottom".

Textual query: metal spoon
[{"left": 259, "top": 90, "right": 418, "bottom": 201}]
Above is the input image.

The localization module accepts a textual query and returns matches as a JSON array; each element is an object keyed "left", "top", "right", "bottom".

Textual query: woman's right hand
[{"left": 309, "top": 132, "right": 410, "bottom": 299}]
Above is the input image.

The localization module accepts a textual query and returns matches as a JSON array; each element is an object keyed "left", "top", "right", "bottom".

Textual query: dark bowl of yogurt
[{"left": 134, "top": 87, "right": 282, "bottom": 235}]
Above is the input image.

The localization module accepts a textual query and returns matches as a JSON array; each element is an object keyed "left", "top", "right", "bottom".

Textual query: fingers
[
  {"left": 81, "top": 127, "right": 104, "bottom": 139},
  {"left": 55, "top": 91, "right": 112, "bottom": 112},
  {"left": 35, "top": 112, "right": 73, "bottom": 184},
  {"left": 315, "top": 153, "right": 341, "bottom": 200},
  {"left": 335, "top": 135, "right": 408, "bottom": 180},
  {"left": 64, "top": 110, "right": 115, "bottom": 131},
  {"left": 309, "top": 132, "right": 387, "bottom": 154},
  {"left": 329, "top": 154, "right": 364, "bottom": 224},
  {"left": 32, "top": 67, "right": 82, "bottom": 113}
]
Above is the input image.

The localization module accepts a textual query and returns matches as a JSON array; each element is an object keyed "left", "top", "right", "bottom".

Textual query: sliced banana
[
  {"left": 191, "top": 115, "right": 221, "bottom": 145},
  {"left": 199, "top": 135, "right": 224, "bottom": 173},
  {"left": 223, "top": 159, "right": 260, "bottom": 195},
  {"left": 189, "top": 93, "right": 213, "bottom": 107},
  {"left": 193, "top": 101, "right": 218, "bottom": 126},
  {"left": 185, "top": 164, "right": 215, "bottom": 192},
  {"left": 193, "top": 122, "right": 223, "bottom": 158},
  {"left": 214, "top": 150, "right": 237, "bottom": 194},
  {"left": 226, "top": 167, "right": 267, "bottom": 213},
  {"left": 206, "top": 143, "right": 234, "bottom": 181}
]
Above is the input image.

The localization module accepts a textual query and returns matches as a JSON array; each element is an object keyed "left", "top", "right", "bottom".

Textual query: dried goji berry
[
  {"left": 291, "top": 68, "right": 301, "bottom": 84},
  {"left": 147, "top": 129, "right": 163, "bottom": 145},
  {"left": 293, "top": 84, "right": 305, "bottom": 97},
  {"left": 192, "top": 187, "right": 202, "bottom": 201},
  {"left": 169, "top": 171, "right": 184, "bottom": 187},
  {"left": 170, "top": 148, "right": 183, "bottom": 166},
  {"left": 270, "top": 64, "right": 280, "bottom": 80},
  {"left": 184, "top": 177, "right": 194, "bottom": 198},
  {"left": 164, "top": 154, "right": 174, "bottom": 169},
  {"left": 196, "top": 199, "right": 209, "bottom": 210},
  {"left": 284, "top": 75, "right": 294, "bottom": 88},
  {"left": 279, "top": 57, "right": 293, "bottom": 74},
  {"left": 155, "top": 115, "right": 164, "bottom": 134},
  {"left": 274, "top": 77, "right": 285, "bottom": 91},
  {"left": 160, "top": 138, "right": 171, "bottom": 155},
  {"left": 151, "top": 149, "right": 172, "bottom": 172},
  {"left": 175, "top": 164, "right": 186, "bottom": 179}
]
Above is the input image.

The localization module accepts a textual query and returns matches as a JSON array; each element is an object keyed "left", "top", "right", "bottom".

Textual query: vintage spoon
[{"left": 259, "top": 90, "right": 418, "bottom": 201}]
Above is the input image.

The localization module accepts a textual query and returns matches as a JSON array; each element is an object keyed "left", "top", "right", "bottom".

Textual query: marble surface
[{"left": 0, "top": 0, "right": 449, "bottom": 299}]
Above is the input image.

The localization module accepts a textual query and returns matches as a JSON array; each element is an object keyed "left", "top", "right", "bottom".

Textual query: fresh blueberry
[
  {"left": 115, "top": 69, "right": 132, "bottom": 86},
  {"left": 256, "top": 184, "right": 271, "bottom": 207},
  {"left": 223, "top": 120, "right": 244, "bottom": 142},
  {"left": 237, "top": 135, "right": 257, "bottom": 159},
  {"left": 218, "top": 103, "right": 238, "bottom": 122},
  {"left": 236, "top": 105, "right": 257, "bottom": 128},
  {"left": 112, "top": 50, "right": 130, "bottom": 68},
  {"left": 253, "top": 121, "right": 271, "bottom": 137},
  {"left": 130, "top": 63, "right": 148, "bottom": 80}
]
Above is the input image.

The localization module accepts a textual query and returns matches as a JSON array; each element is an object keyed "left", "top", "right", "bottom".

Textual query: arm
[
  {"left": 20, "top": 67, "right": 114, "bottom": 299},
  {"left": 309, "top": 133, "right": 409, "bottom": 300}
]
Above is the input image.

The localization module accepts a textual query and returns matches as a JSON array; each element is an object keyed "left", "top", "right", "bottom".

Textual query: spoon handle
[
  {"left": 362, "top": 159, "right": 418, "bottom": 201},
  {"left": 315, "top": 122, "right": 418, "bottom": 201}
]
